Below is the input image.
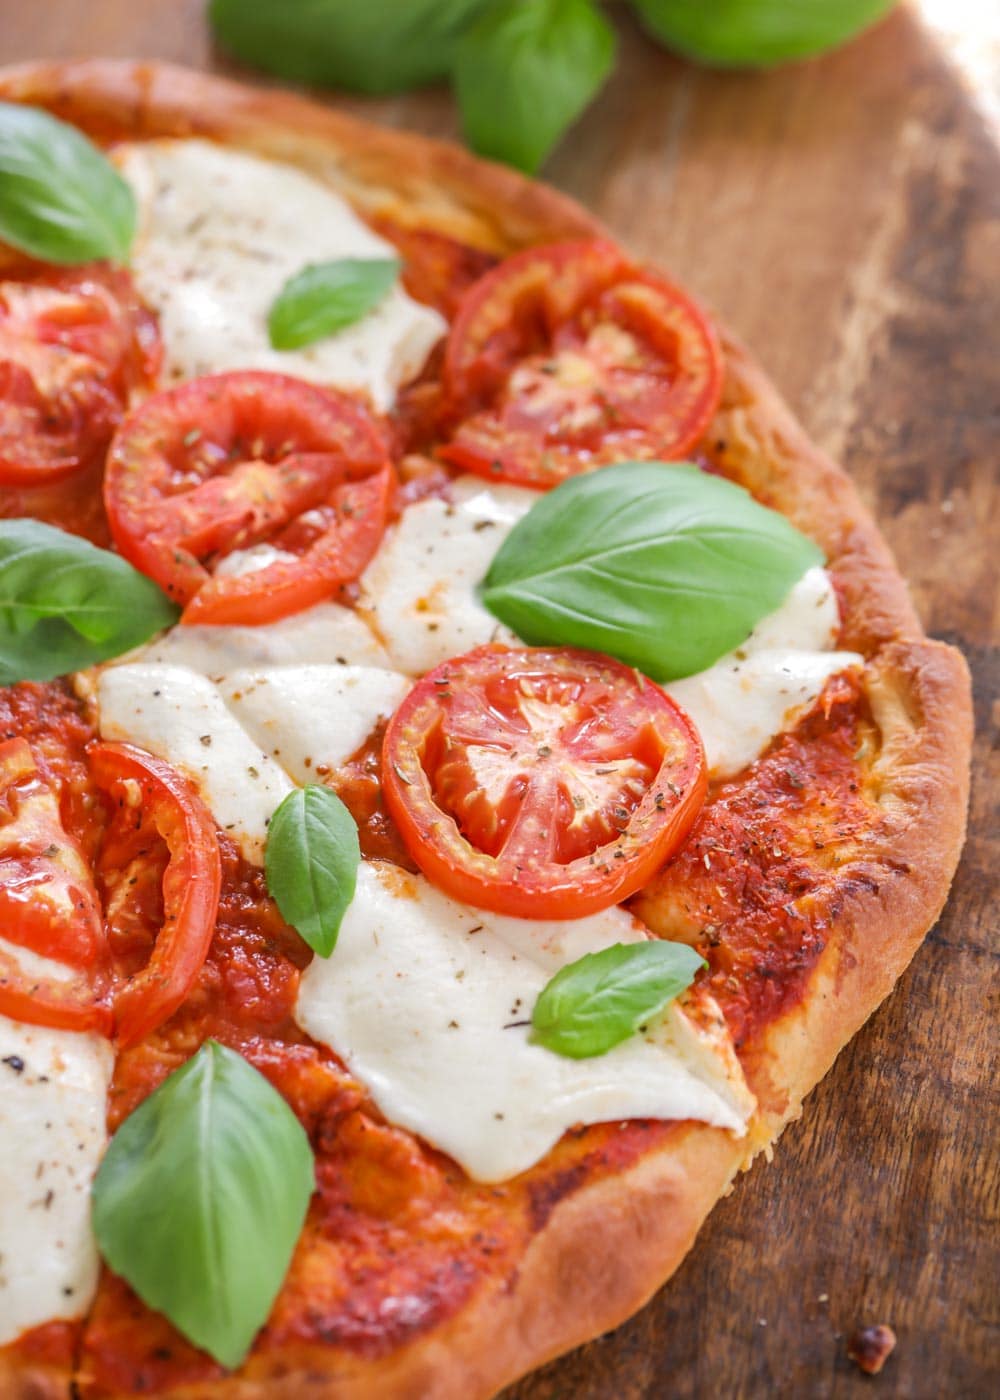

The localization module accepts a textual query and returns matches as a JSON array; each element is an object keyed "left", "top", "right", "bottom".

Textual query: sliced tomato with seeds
[
  {"left": 89, "top": 742, "right": 222, "bottom": 1049},
  {"left": 104, "top": 370, "right": 393, "bottom": 625},
  {"left": 439, "top": 240, "right": 723, "bottom": 489},
  {"left": 0, "top": 737, "right": 110, "bottom": 1034},
  {"left": 0, "top": 263, "right": 161, "bottom": 486},
  {"left": 382, "top": 646, "right": 707, "bottom": 919}
]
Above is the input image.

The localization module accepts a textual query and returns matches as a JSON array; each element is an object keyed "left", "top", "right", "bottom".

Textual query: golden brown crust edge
[{"left": 0, "top": 59, "right": 973, "bottom": 1400}]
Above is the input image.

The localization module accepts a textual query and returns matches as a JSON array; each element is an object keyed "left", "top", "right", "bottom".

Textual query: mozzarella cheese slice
[
  {"left": 97, "top": 663, "right": 294, "bottom": 863},
  {"left": 136, "top": 601, "right": 391, "bottom": 677},
  {"left": 115, "top": 138, "right": 446, "bottom": 410},
  {"left": 296, "top": 861, "right": 754, "bottom": 1182},
  {"left": 219, "top": 665, "right": 410, "bottom": 784},
  {"left": 0, "top": 1021, "right": 112, "bottom": 1345},
  {"left": 665, "top": 567, "right": 863, "bottom": 778},
  {"left": 96, "top": 661, "right": 411, "bottom": 861},
  {"left": 0, "top": 944, "right": 111, "bottom": 1344},
  {"left": 358, "top": 475, "right": 537, "bottom": 674}
]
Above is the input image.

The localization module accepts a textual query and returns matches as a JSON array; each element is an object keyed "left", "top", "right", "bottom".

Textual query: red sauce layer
[{"left": 636, "top": 672, "right": 880, "bottom": 1050}]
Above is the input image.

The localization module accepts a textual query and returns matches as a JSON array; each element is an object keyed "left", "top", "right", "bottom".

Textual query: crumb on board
[{"left": 847, "top": 1324, "right": 897, "bottom": 1375}]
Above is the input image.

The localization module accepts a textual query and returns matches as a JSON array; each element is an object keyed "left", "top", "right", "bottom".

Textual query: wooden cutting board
[{"left": 3, "top": 3, "right": 997, "bottom": 1395}]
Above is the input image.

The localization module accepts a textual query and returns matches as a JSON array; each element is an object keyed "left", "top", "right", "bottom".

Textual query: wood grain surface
[{"left": 2, "top": 2, "right": 997, "bottom": 1396}]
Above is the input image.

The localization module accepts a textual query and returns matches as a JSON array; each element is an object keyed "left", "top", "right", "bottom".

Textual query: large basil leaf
[
  {"left": 453, "top": 0, "right": 616, "bottom": 173},
  {"left": 210, "top": 0, "right": 490, "bottom": 94},
  {"left": 265, "top": 785, "right": 360, "bottom": 957},
  {"left": 480, "top": 461, "right": 823, "bottom": 681},
  {"left": 531, "top": 941, "right": 704, "bottom": 1058},
  {"left": 0, "top": 520, "right": 180, "bottom": 685},
  {"left": 631, "top": 0, "right": 896, "bottom": 67},
  {"left": 0, "top": 103, "right": 136, "bottom": 264},
  {"left": 268, "top": 258, "right": 400, "bottom": 350},
  {"left": 92, "top": 1041, "right": 314, "bottom": 1369}
]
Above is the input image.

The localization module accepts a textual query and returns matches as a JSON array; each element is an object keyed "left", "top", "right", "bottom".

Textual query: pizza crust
[{"left": 0, "top": 60, "right": 972, "bottom": 1400}]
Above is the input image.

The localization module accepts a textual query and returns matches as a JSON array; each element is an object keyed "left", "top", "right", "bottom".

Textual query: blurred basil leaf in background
[
  {"left": 209, "top": 0, "right": 899, "bottom": 172},
  {"left": 210, "top": 0, "right": 491, "bottom": 93},
  {"left": 630, "top": 0, "right": 897, "bottom": 68},
  {"left": 453, "top": 0, "right": 616, "bottom": 173}
]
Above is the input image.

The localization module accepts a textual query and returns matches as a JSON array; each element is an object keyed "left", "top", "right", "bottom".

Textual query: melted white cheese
[
  {"left": 115, "top": 139, "right": 445, "bottom": 410},
  {"left": 96, "top": 661, "right": 410, "bottom": 860},
  {"left": 219, "top": 665, "right": 410, "bottom": 783},
  {"left": 358, "top": 475, "right": 537, "bottom": 674},
  {"left": 136, "top": 601, "right": 391, "bottom": 677},
  {"left": 0, "top": 1022, "right": 112, "bottom": 1345},
  {"left": 665, "top": 567, "right": 863, "bottom": 778},
  {"left": 213, "top": 543, "right": 299, "bottom": 579},
  {"left": 96, "top": 663, "right": 294, "bottom": 863},
  {"left": 0, "top": 931, "right": 113, "bottom": 1343},
  {"left": 295, "top": 862, "right": 753, "bottom": 1182}
]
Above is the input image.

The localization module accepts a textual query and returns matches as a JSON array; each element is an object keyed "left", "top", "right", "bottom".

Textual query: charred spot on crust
[{"left": 527, "top": 1161, "right": 591, "bottom": 1231}]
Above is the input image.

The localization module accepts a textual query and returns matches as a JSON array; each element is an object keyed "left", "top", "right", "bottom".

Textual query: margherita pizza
[{"left": 0, "top": 61, "right": 972, "bottom": 1400}]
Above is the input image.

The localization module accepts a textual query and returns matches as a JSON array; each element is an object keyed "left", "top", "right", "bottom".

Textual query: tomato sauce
[{"left": 639, "top": 672, "right": 878, "bottom": 1050}]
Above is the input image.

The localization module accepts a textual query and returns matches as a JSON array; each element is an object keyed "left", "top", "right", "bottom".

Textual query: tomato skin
[
  {"left": 370, "top": 216, "right": 499, "bottom": 321},
  {"left": 0, "top": 263, "right": 160, "bottom": 486},
  {"left": 382, "top": 646, "right": 707, "bottom": 919},
  {"left": 0, "top": 737, "right": 111, "bottom": 1034},
  {"left": 439, "top": 240, "right": 723, "bottom": 489},
  {"left": 89, "top": 742, "right": 222, "bottom": 1049},
  {"left": 104, "top": 370, "right": 393, "bottom": 625}
]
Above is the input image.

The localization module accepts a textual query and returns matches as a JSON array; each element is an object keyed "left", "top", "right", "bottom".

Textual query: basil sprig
[
  {"left": 268, "top": 257, "right": 401, "bottom": 351},
  {"left": 0, "top": 520, "right": 179, "bottom": 684},
  {"left": 480, "top": 461, "right": 823, "bottom": 682},
  {"left": 265, "top": 785, "right": 360, "bottom": 956},
  {"left": 92, "top": 1041, "right": 314, "bottom": 1369},
  {"left": 531, "top": 941, "right": 705, "bottom": 1059},
  {"left": 0, "top": 102, "right": 136, "bottom": 264},
  {"left": 453, "top": 0, "right": 615, "bottom": 174}
]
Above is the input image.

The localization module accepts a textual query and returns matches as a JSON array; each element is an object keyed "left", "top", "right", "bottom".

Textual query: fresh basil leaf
[
  {"left": 0, "top": 520, "right": 180, "bottom": 684},
  {"left": 480, "top": 461, "right": 823, "bottom": 681},
  {"left": 92, "top": 1040, "right": 314, "bottom": 1369},
  {"left": 453, "top": 0, "right": 616, "bottom": 173},
  {"left": 531, "top": 940, "right": 704, "bottom": 1058},
  {"left": 631, "top": 0, "right": 896, "bottom": 68},
  {"left": 210, "top": 0, "right": 490, "bottom": 94},
  {"left": 268, "top": 258, "right": 401, "bottom": 351},
  {"left": 265, "top": 785, "right": 360, "bottom": 957},
  {"left": 0, "top": 102, "right": 136, "bottom": 264}
]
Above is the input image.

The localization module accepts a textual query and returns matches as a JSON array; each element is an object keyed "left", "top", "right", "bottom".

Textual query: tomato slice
[
  {"left": 382, "top": 646, "right": 707, "bottom": 919},
  {"left": 104, "top": 370, "right": 393, "bottom": 626},
  {"left": 89, "top": 742, "right": 222, "bottom": 1049},
  {"left": 0, "top": 263, "right": 161, "bottom": 485},
  {"left": 439, "top": 240, "right": 723, "bottom": 488},
  {"left": 370, "top": 216, "right": 499, "bottom": 320},
  {"left": 0, "top": 737, "right": 110, "bottom": 1034}
]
